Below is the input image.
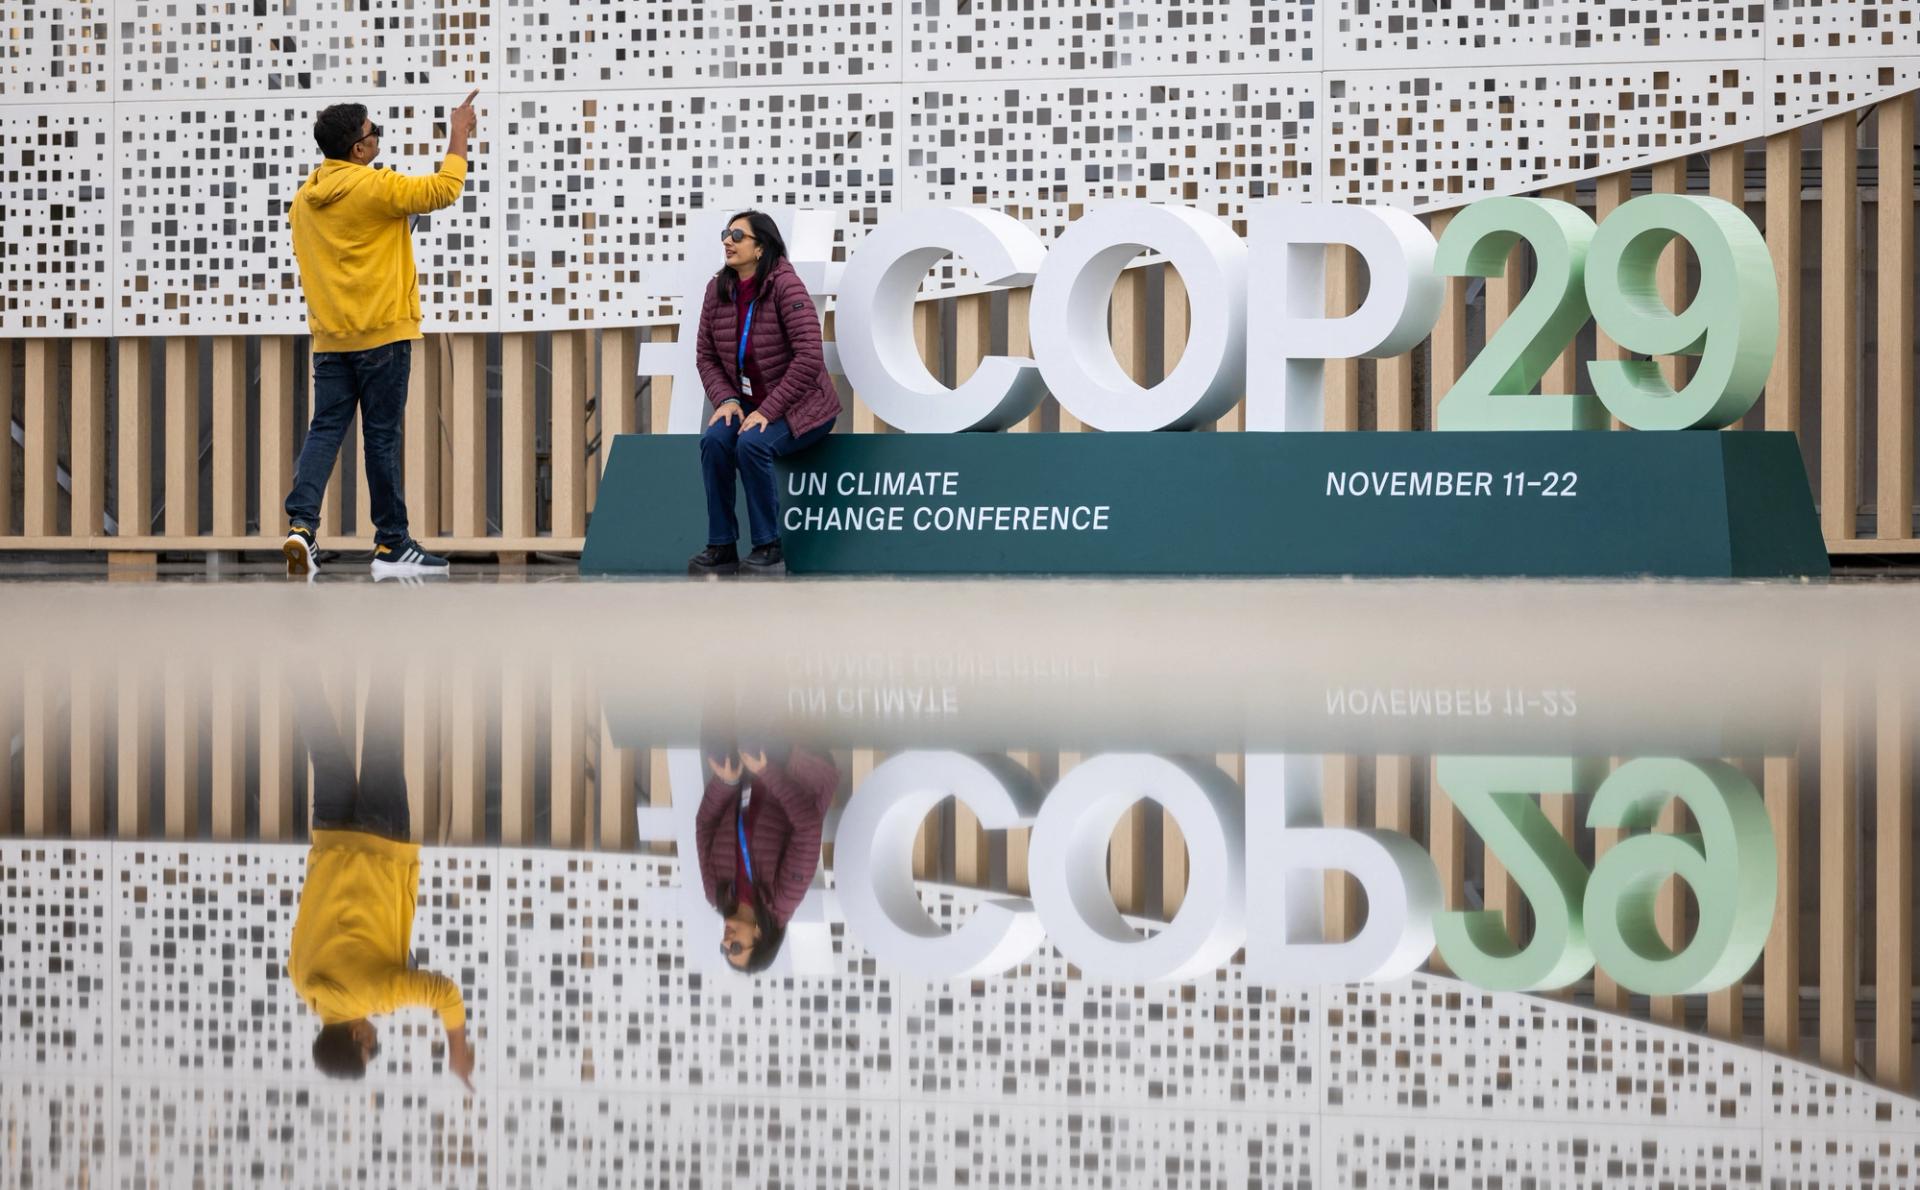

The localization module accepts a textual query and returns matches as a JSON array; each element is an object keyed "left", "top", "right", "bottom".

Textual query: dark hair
[
  {"left": 314, "top": 104, "right": 370, "bottom": 162},
  {"left": 312, "top": 1023, "right": 369, "bottom": 1079},
  {"left": 714, "top": 210, "right": 788, "bottom": 301},
  {"left": 735, "top": 894, "right": 787, "bottom": 976}
]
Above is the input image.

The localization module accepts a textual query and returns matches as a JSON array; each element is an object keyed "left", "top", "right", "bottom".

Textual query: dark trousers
[
  {"left": 700, "top": 415, "right": 832, "bottom": 547},
  {"left": 285, "top": 339, "right": 412, "bottom": 547},
  {"left": 298, "top": 673, "right": 410, "bottom": 842}
]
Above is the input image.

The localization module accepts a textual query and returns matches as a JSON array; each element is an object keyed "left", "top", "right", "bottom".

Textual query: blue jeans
[
  {"left": 285, "top": 339, "right": 412, "bottom": 547},
  {"left": 701, "top": 414, "right": 832, "bottom": 547}
]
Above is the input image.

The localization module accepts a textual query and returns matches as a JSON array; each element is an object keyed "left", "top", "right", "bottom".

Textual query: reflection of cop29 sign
[
  {"left": 656, "top": 196, "right": 1778, "bottom": 436},
  {"left": 648, "top": 751, "right": 1777, "bottom": 993}
]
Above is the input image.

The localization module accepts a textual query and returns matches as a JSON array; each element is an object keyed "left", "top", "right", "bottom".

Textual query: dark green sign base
[{"left": 581, "top": 430, "right": 1827, "bottom": 578}]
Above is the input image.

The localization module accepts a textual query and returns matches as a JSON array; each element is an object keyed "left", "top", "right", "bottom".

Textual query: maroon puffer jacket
[
  {"left": 694, "top": 748, "right": 839, "bottom": 926},
  {"left": 695, "top": 257, "right": 843, "bottom": 438}
]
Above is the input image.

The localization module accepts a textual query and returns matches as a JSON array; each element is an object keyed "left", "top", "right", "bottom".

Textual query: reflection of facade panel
[{"left": 3, "top": 844, "right": 1916, "bottom": 1185}]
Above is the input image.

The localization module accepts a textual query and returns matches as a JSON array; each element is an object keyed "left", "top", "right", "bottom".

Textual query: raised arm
[{"left": 375, "top": 90, "right": 477, "bottom": 217}]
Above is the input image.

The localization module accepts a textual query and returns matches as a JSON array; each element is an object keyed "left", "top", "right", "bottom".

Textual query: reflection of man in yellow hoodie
[
  {"left": 288, "top": 673, "right": 475, "bottom": 1089},
  {"left": 281, "top": 94, "right": 477, "bottom": 580}
]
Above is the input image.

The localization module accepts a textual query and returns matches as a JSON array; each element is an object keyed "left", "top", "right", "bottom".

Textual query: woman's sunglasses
[{"left": 720, "top": 228, "right": 757, "bottom": 244}]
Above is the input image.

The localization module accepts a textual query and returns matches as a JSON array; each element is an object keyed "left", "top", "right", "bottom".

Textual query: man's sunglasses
[
  {"left": 356, "top": 123, "right": 383, "bottom": 146},
  {"left": 720, "top": 228, "right": 757, "bottom": 244}
]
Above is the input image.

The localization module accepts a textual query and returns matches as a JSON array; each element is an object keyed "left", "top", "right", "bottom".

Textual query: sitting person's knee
[{"left": 700, "top": 423, "right": 735, "bottom": 456}]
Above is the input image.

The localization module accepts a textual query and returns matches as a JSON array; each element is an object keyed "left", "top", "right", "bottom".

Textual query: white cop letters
[{"left": 653, "top": 201, "right": 1447, "bottom": 435}]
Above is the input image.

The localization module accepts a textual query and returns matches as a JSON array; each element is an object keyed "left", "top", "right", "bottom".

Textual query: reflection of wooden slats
[
  {"left": 1874, "top": 675, "right": 1913, "bottom": 1091},
  {"left": 164, "top": 660, "right": 199, "bottom": 838},
  {"left": 70, "top": 341, "right": 108, "bottom": 537},
  {"left": 0, "top": 674, "right": 15, "bottom": 830},
  {"left": 501, "top": 334, "right": 538, "bottom": 539},
  {"left": 24, "top": 341, "right": 59, "bottom": 536},
  {"left": 500, "top": 657, "right": 536, "bottom": 845},
  {"left": 1426, "top": 759, "right": 1465, "bottom": 977},
  {"left": 1819, "top": 675, "right": 1857, "bottom": 1071},
  {"left": 259, "top": 337, "right": 296, "bottom": 538},
  {"left": 116, "top": 672, "right": 153, "bottom": 838},
  {"left": 211, "top": 337, "right": 248, "bottom": 537},
  {"left": 1878, "top": 93, "right": 1916, "bottom": 541},
  {"left": 1109, "top": 801, "right": 1148, "bottom": 917},
  {"left": 69, "top": 665, "right": 106, "bottom": 836},
  {"left": 1762, "top": 753, "right": 1802, "bottom": 1054},
  {"left": 1764, "top": 134, "right": 1803, "bottom": 438},
  {"left": 599, "top": 715, "right": 635, "bottom": 851},
  {"left": 259, "top": 659, "right": 295, "bottom": 841},
  {"left": 551, "top": 660, "right": 587, "bottom": 849},
  {"left": 448, "top": 662, "right": 486, "bottom": 845},
  {"left": 211, "top": 663, "right": 248, "bottom": 840},
  {"left": 1591, "top": 821, "right": 1628, "bottom": 1012},
  {"left": 1543, "top": 792, "right": 1577, "bottom": 1001},
  {"left": 165, "top": 338, "right": 201, "bottom": 538},
  {"left": 402, "top": 663, "right": 440, "bottom": 846},
  {"left": 1650, "top": 799, "right": 1688, "bottom": 1025},
  {"left": 1821, "top": 116, "right": 1860, "bottom": 542},
  {"left": 1324, "top": 754, "right": 1360, "bottom": 940},
  {"left": 23, "top": 662, "right": 61, "bottom": 836},
  {"left": 552, "top": 329, "right": 591, "bottom": 537}
]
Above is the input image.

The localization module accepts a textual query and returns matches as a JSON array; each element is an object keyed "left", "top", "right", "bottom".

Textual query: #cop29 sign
[
  {"left": 646, "top": 195, "right": 1777, "bottom": 435},
  {"left": 587, "top": 195, "right": 1825, "bottom": 577}
]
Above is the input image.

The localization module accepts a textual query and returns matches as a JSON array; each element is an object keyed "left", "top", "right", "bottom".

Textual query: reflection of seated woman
[
  {"left": 288, "top": 675, "right": 475, "bottom": 1088},
  {"left": 695, "top": 745, "right": 838, "bottom": 972}
]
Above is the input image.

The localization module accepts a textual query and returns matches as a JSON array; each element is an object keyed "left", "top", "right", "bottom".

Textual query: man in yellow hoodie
[
  {"left": 281, "top": 93, "right": 477, "bottom": 579},
  {"left": 288, "top": 672, "right": 475, "bottom": 1088}
]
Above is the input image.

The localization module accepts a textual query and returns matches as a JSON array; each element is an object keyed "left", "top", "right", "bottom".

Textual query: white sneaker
[
  {"left": 370, "top": 539, "right": 451, "bottom": 578},
  {"left": 283, "top": 526, "right": 319, "bottom": 577}
]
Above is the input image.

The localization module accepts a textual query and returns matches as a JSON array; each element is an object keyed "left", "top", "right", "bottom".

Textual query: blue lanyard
[
  {"left": 736, "top": 299, "right": 757, "bottom": 375},
  {"left": 736, "top": 798, "right": 755, "bottom": 886}
]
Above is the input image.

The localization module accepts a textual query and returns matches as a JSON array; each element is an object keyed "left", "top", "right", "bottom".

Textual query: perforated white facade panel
[{"left": 0, "top": 0, "right": 1908, "bottom": 335}]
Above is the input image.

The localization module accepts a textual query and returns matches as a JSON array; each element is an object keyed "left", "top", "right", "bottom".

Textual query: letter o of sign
[
  {"left": 1029, "top": 204, "right": 1248, "bottom": 431},
  {"left": 1027, "top": 753, "right": 1246, "bottom": 982},
  {"left": 834, "top": 752, "right": 1047, "bottom": 977}
]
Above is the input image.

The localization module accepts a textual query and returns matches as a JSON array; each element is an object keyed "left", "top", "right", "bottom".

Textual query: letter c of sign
[{"left": 835, "top": 209, "right": 1050, "bottom": 433}]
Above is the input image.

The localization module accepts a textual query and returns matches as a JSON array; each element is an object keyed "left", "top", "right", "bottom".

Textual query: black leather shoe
[
  {"left": 743, "top": 540, "right": 785, "bottom": 573},
  {"left": 688, "top": 543, "right": 739, "bottom": 575}
]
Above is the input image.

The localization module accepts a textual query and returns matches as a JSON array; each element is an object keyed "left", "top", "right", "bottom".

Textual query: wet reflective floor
[{"left": 1, "top": 577, "right": 1917, "bottom": 1187}]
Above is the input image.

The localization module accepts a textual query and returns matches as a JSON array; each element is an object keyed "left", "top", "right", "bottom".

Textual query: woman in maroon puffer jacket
[
  {"left": 688, "top": 210, "right": 842, "bottom": 576},
  {"left": 695, "top": 744, "right": 839, "bottom": 973}
]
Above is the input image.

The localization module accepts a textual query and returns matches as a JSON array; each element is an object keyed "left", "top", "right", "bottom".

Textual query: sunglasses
[
  {"left": 355, "top": 122, "right": 383, "bottom": 145},
  {"left": 720, "top": 940, "right": 747, "bottom": 958},
  {"left": 720, "top": 228, "right": 757, "bottom": 244}
]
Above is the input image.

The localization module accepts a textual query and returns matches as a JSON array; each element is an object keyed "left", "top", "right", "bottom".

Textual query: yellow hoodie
[
  {"left": 288, "top": 829, "right": 466, "bottom": 1030},
  {"left": 288, "top": 154, "right": 468, "bottom": 354}
]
